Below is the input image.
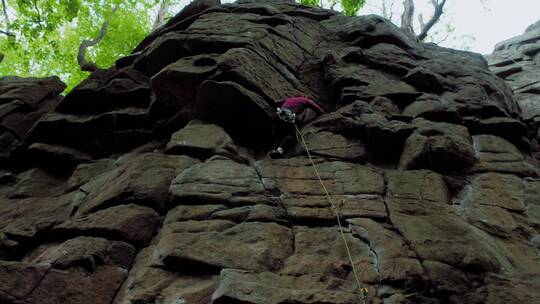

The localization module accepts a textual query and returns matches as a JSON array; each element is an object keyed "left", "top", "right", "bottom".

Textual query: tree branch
[
  {"left": 152, "top": 0, "right": 169, "bottom": 30},
  {"left": 433, "top": 32, "right": 450, "bottom": 44},
  {"left": 417, "top": 0, "right": 447, "bottom": 41},
  {"left": 389, "top": 0, "right": 395, "bottom": 23},
  {"left": 330, "top": 0, "right": 337, "bottom": 11},
  {"left": 77, "top": 6, "right": 118, "bottom": 72},
  {"left": 2, "top": 0, "right": 10, "bottom": 33},
  {"left": 0, "top": 29, "right": 14, "bottom": 37},
  {"left": 401, "top": 0, "right": 415, "bottom": 36},
  {"left": 32, "top": 0, "right": 43, "bottom": 29}
]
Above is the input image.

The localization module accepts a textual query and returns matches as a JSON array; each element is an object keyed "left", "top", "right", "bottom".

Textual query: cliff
[
  {"left": 0, "top": 1, "right": 539, "bottom": 304},
  {"left": 487, "top": 22, "right": 540, "bottom": 159}
]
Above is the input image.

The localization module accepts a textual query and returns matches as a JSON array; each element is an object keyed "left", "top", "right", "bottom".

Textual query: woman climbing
[{"left": 269, "top": 95, "right": 324, "bottom": 158}]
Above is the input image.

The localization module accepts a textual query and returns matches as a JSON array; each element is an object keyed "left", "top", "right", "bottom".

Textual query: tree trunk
[
  {"left": 77, "top": 6, "right": 118, "bottom": 72},
  {"left": 417, "top": 0, "right": 447, "bottom": 41},
  {"left": 152, "top": 0, "right": 170, "bottom": 31},
  {"left": 1, "top": 0, "right": 13, "bottom": 36},
  {"left": 401, "top": 0, "right": 415, "bottom": 36}
]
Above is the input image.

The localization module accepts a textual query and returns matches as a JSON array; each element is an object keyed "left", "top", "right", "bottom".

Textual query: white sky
[
  {"left": 361, "top": 0, "right": 540, "bottom": 54},
  {"left": 449, "top": 0, "right": 540, "bottom": 54},
  {"left": 176, "top": 0, "right": 539, "bottom": 54}
]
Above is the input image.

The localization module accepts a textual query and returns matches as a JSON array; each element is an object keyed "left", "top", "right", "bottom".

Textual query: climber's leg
[{"left": 270, "top": 122, "right": 295, "bottom": 158}]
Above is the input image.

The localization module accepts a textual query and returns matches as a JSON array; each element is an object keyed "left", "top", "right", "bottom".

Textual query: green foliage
[
  {"left": 0, "top": 0, "right": 157, "bottom": 91},
  {"left": 300, "top": 0, "right": 365, "bottom": 16},
  {"left": 0, "top": 0, "right": 368, "bottom": 92},
  {"left": 300, "top": 0, "right": 319, "bottom": 6},
  {"left": 341, "top": 0, "right": 365, "bottom": 16}
]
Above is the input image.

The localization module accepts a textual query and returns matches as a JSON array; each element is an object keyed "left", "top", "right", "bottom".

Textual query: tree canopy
[
  {"left": 0, "top": 0, "right": 461, "bottom": 93},
  {"left": 0, "top": 0, "right": 157, "bottom": 90},
  {"left": 300, "top": 0, "right": 366, "bottom": 16}
]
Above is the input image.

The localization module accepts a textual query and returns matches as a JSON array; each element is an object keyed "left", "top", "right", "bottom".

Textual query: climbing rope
[{"left": 294, "top": 124, "right": 369, "bottom": 304}]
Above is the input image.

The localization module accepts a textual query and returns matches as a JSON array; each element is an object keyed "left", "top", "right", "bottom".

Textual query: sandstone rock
[
  {"left": 27, "top": 109, "right": 152, "bottom": 157},
  {"left": 470, "top": 135, "right": 539, "bottom": 177},
  {"left": 323, "top": 14, "right": 415, "bottom": 50},
  {"left": 165, "top": 120, "right": 245, "bottom": 161},
  {"left": 460, "top": 173, "right": 526, "bottom": 213},
  {"left": 0, "top": 76, "right": 65, "bottom": 159},
  {"left": 65, "top": 158, "right": 116, "bottom": 191},
  {"left": 165, "top": 204, "right": 227, "bottom": 222},
  {"left": 212, "top": 269, "right": 362, "bottom": 304},
  {"left": 149, "top": 53, "right": 220, "bottom": 132},
  {"left": 494, "top": 24, "right": 540, "bottom": 51},
  {"left": 56, "top": 68, "right": 151, "bottom": 114},
  {"left": 216, "top": 47, "right": 301, "bottom": 101},
  {"left": 385, "top": 171, "right": 503, "bottom": 274},
  {"left": 257, "top": 157, "right": 386, "bottom": 223},
  {"left": 422, "top": 260, "right": 470, "bottom": 293},
  {"left": 113, "top": 244, "right": 218, "bottom": 304},
  {"left": 211, "top": 203, "right": 289, "bottom": 224},
  {"left": 345, "top": 43, "right": 417, "bottom": 76},
  {"left": 402, "top": 95, "right": 459, "bottom": 122},
  {"left": 0, "top": 2, "right": 538, "bottom": 303},
  {"left": 487, "top": 22, "right": 540, "bottom": 159},
  {"left": 301, "top": 128, "right": 369, "bottom": 161},
  {"left": 2, "top": 110, "right": 45, "bottom": 138},
  {"left": 525, "top": 179, "right": 540, "bottom": 228},
  {"left": 0, "top": 76, "right": 65, "bottom": 107},
  {"left": 0, "top": 193, "right": 73, "bottom": 239},
  {"left": 75, "top": 153, "right": 198, "bottom": 214},
  {"left": 282, "top": 225, "right": 378, "bottom": 283},
  {"left": 7, "top": 167, "right": 67, "bottom": 198},
  {"left": 466, "top": 116, "right": 527, "bottom": 145},
  {"left": 162, "top": 219, "right": 236, "bottom": 234},
  {"left": 157, "top": 221, "right": 293, "bottom": 273},
  {"left": 399, "top": 119, "right": 476, "bottom": 173},
  {"left": 23, "top": 236, "right": 136, "bottom": 270},
  {"left": 170, "top": 156, "right": 268, "bottom": 206},
  {"left": 137, "top": 31, "right": 253, "bottom": 78},
  {"left": 133, "top": 0, "right": 221, "bottom": 54},
  {"left": 370, "top": 96, "right": 402, "bottom": 117},
  {"left": 0, "top": 261, "right": 49, "bottom": 301},
  {"left": 194, "top": 80, "right": 275, "bottom": 148},
  {"left": 55, "top": 204, "right": 160, "bottom": 247},
  {"left": 360, "top": 113, "right": 415, "bottom": 160},
  {"left": 27, "top": 265, "right": 127, "bottom": 304},
  {"left": 27, "top": 142, "right": 92, "bottom": 172},
  {"left": 349, "top": 218, "right": 424, "bottom": 284},
  {"left": 402, "top": 67, "right": 445, "bottom": 93}
]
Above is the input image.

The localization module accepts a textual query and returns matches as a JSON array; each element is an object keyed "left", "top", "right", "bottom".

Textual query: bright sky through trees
[
  {"left": 217, "top": 0, "right": 540, "bottom": 53},
  {"left": 361, "top": 0, "right": 540, "bottom": 54},
  {"left": 1, "top": 0, "right": 539, "bottom": 92}
]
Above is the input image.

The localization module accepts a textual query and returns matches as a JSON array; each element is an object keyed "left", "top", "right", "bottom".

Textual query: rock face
[
  {"left": 0, "top": 77, "right": 65, "bottom": 165},
  {"left": 487, "top": 22, "right": 540, "bottom": 159},
  {"left": 0, "top": 1, "right": 539, "bottom": 303}
]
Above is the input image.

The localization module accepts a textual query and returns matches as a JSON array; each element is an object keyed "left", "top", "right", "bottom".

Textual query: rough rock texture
[
  {"left": 0, "top": 1, "right": 539, "bottom": 303},
  {"left": 0, "top": 77, "right": 65, "bottom": 165},
  {"left": 487, "top": 22, "right": 540, "bottom": 160}
]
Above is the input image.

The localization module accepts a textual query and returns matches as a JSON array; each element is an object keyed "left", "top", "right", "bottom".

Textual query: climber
[{"left": 269, "top": 95, "right": 324, "bottom": 158}]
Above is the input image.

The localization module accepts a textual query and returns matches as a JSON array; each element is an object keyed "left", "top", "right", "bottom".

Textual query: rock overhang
[{"left": 0, "top": 1, "right": 539, "bottom": 304}]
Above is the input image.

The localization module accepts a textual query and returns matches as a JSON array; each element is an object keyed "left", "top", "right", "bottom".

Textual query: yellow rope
[{"left": 294, "top": 125, "right": 369, "bottom": 304}]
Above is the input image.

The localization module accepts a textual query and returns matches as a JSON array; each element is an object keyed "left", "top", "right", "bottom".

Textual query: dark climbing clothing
[
  {"left": 271, "top": 96, "right": 324, "bottom": 158},
  {"left": 278, "top": 96, "right": 324, "bottom": 115}
]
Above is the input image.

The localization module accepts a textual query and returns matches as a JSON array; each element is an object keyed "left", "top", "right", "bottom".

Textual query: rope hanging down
[{"left": 294, "top": 125, "right": 369, "bottom": 304}]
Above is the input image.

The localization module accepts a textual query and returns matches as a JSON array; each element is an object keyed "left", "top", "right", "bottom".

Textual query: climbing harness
[
  {"left": 276, "top": 107, "right": 296, "bottom": 123},
  {"left": 294, "top": 124, "right": 370, "bottom": 304}
]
